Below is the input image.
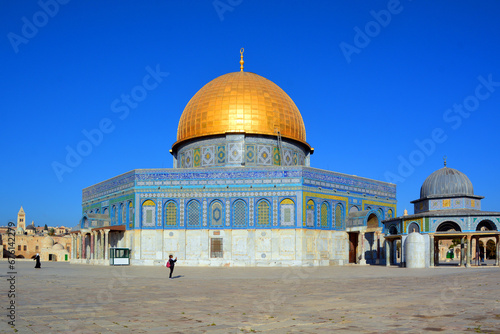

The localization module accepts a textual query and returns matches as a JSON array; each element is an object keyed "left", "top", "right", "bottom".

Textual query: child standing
[{"left": 167, "top": 254, "right": 177, "bottom": 279}]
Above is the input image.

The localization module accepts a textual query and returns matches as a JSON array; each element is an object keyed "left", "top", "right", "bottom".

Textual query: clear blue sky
[{"left": 2, "top": 1, "right": 500, "bottom": 227}]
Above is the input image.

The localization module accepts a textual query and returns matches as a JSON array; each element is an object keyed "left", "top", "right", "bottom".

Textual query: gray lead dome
[{"left": 420, "top": 167, "right": 474, "bottom": 199}]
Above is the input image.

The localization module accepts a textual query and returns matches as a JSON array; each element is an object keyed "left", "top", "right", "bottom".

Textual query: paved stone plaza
[{"left": 2, "top": 260, "right": 500, "bottom": 333}]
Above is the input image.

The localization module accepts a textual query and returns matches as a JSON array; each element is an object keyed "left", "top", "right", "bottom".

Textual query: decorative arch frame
[
  {"left": 256, "top": 199, "right": 271, "bottom": 227},
  {"left": 363, "top": 209, "right": 382, "bottom": 228},
  {"left": 475, "top": 218, "right": 499, "bottom": 231},
  {"left": 306, "top": 199, "right": 315, "bottom": 227},
  {"left": 431, "top": 218, "right": 463, "bottom": 232},
  {"left": 231, "top": 199, "right": 248, "bottom": 228},
  {"left": 435, "top": 220, "right": 462, "bottom": 232},
  {"left": 141, "top": 199, "right": 156, "bottom": 228},
  {"left": 186, "top": 199, "right": 201, "bottom": 228},
  {"left": 387, "top": 209, "right": 394, "bottom": 219},
  {"left": 118, "top": 203, "right": 124, "bottom": 225},
  {"left": 334, "top": 203, "right": 344, "bottom": 230},
  {"left": 279, "top": 198, "right": 295, "bottom": 227},
  {"left": 320, "top": 201, "right": 330, "bottom": 228},
  {"left": 163, "top": 200, "right": 178, "bottom": 228},
  {"left": 407, "top": 221, "right": 421, "bottom": 233},
  {"left": 209, "top": 199, "right": 225, "bottom": 228}
]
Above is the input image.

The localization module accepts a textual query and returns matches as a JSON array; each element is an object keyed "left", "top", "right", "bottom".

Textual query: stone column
[
  {"left": 91, "top": 231, "right": 95, "bottom": 260},
  {"left": 104, "top": 229, "right": 110, "bottom": 260},
  {"left": 429, "top": 234, "right": 435, "bottom": 267},
  {"left": 359, "top": 232, "right": 366, "bottom": 265},
  {"left": 466, "top": 235, "right": 472, "bottom": 267},
  {"left": 374, "top": 232, "right": 380, "bottom": 264},
  {"left": 72, "top": 234, "right": 76, "bottom": 259},
  {"left": 100, "top": 230, "right": 104, "bottom": 261},
  {"left": 81, "top": 233, "right": 86, "bottom": 259},
  {"left": 460, "top": 236, "right": 465, "bottom": 267},
  {"left": 495, "top": 235, "right": 500, "bottom": 266},
  {"left": 385, "top": 239, "right": 391, "bottom": 266}
]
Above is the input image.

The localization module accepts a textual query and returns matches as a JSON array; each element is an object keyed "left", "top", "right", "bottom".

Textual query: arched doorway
[{"left": 367, "top": 214, "right": 379, "bottom": 229}]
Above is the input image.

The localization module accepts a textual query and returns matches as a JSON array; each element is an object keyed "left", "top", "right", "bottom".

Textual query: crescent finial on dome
[{"left": 240, "top": 48, "right": 244, "bottom": 72}]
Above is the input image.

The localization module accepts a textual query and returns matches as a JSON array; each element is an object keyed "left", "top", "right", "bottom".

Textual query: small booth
[{"left": 109, "top": 247, "right": 131, "bottom": 266}]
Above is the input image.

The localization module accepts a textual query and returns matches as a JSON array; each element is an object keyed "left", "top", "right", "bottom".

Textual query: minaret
[{"left": 17, "top": 206, "right": 26, "bottom": 230}]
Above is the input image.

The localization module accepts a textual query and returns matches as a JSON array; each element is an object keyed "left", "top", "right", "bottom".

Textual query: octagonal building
[{"left": 71, "top": 54, "right": 396, "bottom": 266}]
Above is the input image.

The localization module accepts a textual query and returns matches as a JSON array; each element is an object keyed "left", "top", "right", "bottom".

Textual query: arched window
[
  {"left": 164, "top": 201, "right": 177, "bottom": 227},
  {"left": 210, "top": 200, "right": 224, "bottom": 227},
  {"left": 256, "top": 200, "right": 270, "bottom": 227},
  {"left": 128, "top": 201, "right": 134, "bottom": 226},
  {"left": 280, "top": 199, "right": 295, "bottom": 226},
  {"left": 335, "top": 204, "right": 343, "bottom": 229},
  {"left": 349, "top": 206, "right": 359, "bottom": 214},
  {"left": 187, "top": 200, "right": 200, "bottom": 227},
  {"left": 119, "top": 203, "right": 124, "bottom": 225},
  {"left": 112, "top": 205, "right": 117, "bottom": 224},
  {"left": 387, "top": 209, "right": 393, "bottom": 219},
  {"left": 320, "top": 202, "right": 329, "bottom": 228},
  {"left": 103, "top": 207, "right": 108, "bottom": 215},
  {"left": 365, "top": 206, "right": 372, "bottom": 211},
  {"left": 141, "top": 200, "right": 156, "bottom": 227},
  {"left": 232, "top": 200, "right": 247, "bottom": 228},
  {"left": 378, "top": 208, "right": 384, "bottom": 220},
  {"left": 306, "top": 200, "right": 315, "bottom": 227},
  {"left": 95, "top": 208, "right": 100, "bottom": 214},
  {"left": 407, "top": 222, "right": 420, "bottom": 233}
]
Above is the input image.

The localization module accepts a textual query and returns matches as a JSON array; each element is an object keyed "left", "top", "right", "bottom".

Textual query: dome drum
[{"left": 173, "top": 133, "right": 309, "bottom": 168}]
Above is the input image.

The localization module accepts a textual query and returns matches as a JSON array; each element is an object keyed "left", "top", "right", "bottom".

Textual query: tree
[
  {"left": 44, "top": 224, "right": 48, "bottom": 230},
  {"left": 48, "top": 228, "right": 55, "bottom": 236}
]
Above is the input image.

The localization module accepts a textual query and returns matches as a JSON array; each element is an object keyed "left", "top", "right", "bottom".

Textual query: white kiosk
[{"left": 109, "top": 247, "right": 130, "bottom": 266}]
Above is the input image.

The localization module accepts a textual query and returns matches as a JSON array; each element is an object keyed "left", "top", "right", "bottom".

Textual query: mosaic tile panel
[
  {"left": 257, "top": 145, "right": 272, "bottom": 165},
  {"left": 273, "top": 147, "right": 281, "bottom": 166},
  {"left": 216, "top": 145, "right": 226, "bottom": 164},
  {"left": 202, "top": 146, "right": 215, "bottom": 166},
  {"left": 228, "top": 143, "right": 243, "bottom": 163},
  {"left": 245, "top": 144, "right": 256, "bottom": 163},
  {"left": 193, "top": 148, "right": 201, "bottom": 167}
]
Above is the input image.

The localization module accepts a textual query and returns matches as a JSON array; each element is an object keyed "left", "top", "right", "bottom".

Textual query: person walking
[
  {"left": 167, "top": 254, "right": 177, "bottom": 279},
  {"left": 34, "top": 253, "right": 41, "bottom": 269}
]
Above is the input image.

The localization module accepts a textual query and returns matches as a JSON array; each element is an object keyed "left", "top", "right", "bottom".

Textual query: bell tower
[{"left": 17, "top": 206, "right": 26, "bottom": 230}]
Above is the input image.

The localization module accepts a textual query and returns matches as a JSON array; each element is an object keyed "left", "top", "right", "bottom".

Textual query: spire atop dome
[
  {"left": 443, "top": 155, "right": 447, "bottom": 167},
  {"left": 240, "top": 48, "right": 244, "bottom": 72}
]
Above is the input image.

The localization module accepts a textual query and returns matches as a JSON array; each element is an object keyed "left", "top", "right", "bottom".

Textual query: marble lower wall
[{"left": 127, "top": 229, "right": 349, "bottom": 266}]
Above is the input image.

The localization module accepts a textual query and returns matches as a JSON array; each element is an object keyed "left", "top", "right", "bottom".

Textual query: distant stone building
[{"left": 1, "top": 207, "right": 71, "bottom": 261}]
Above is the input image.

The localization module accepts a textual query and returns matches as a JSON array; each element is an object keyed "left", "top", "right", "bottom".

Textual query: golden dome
[{"left": 173, "top": 71, "right": 309, "bottom": 150}]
